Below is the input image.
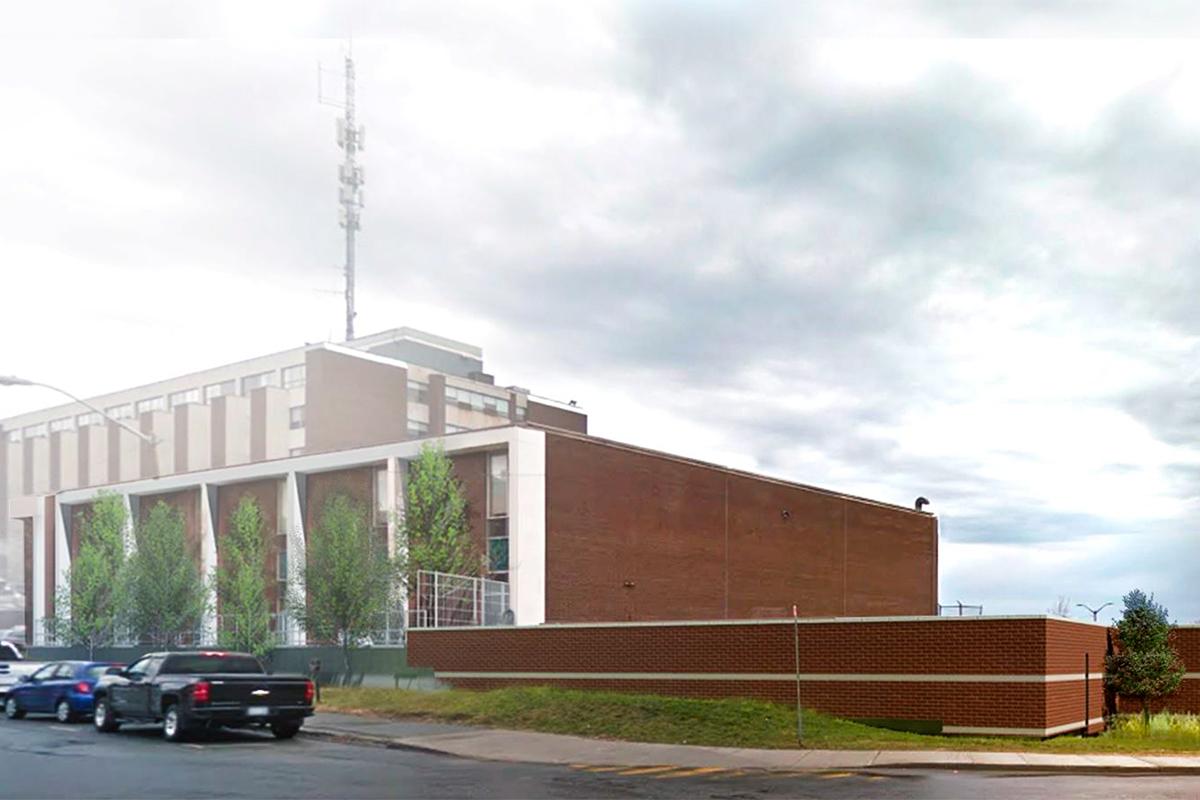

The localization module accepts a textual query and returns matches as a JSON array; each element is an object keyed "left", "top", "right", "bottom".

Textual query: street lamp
[
  {"left": 1076, "top": 602, "right": 1113, "bottom": 622},
  {"left": 0, "top": 375, "right": 155, "bottom": 445}
]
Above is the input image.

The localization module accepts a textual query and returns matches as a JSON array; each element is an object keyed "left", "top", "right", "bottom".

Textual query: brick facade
[
  {"left": 409, "top": 616, "right": 1109, "bottom": 736},
  {"left": 1116, "top": 626, "right": 1200, "bottom": 715},
  {"left": 543, "top": 434, "right": 937, "bottom": 623},
  {"left": 215, "top": 480, "right": 283, "bottom": 612}
]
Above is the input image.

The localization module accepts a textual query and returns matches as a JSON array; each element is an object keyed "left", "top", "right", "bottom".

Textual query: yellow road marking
[
  {"left": 617, "top": 765, "right": 679, "bottom": 776},
  {"left": 652, "top": 767, "right": 728, "bottom": 779},
  {"left": 577, "top": 765, "right": 628, "bottom": 773},
  {"left": 818, "top": 771, "right": 855, "bottom": 779}
]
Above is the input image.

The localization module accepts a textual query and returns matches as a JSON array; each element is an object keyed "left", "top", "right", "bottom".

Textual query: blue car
[{"left": 4, "top": 661, "right": 114, "bottom": 723}]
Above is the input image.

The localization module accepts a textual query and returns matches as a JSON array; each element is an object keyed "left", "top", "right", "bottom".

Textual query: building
[
  {"left": 0, "top": 327, "right": 587, "bottom": 628},
  {"left": 16, "top": 424, "right": 936, "bottom": 645}
]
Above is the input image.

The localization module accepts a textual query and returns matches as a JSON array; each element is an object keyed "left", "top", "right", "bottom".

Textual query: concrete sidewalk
[{"left": 305, "top": 712, "right": 1200, "bottom": 773}]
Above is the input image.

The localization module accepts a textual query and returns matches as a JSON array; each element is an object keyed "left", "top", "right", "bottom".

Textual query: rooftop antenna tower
[{"left": 319, "top": 48, "right": 364, "bottom": 342}]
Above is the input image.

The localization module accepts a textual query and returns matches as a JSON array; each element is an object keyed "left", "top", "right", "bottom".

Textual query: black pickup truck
[{"left": 92, "top": 651, "right": 314, "bottom": 742}]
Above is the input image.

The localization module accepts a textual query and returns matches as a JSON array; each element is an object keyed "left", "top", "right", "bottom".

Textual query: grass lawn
[{"left": 319, "top": 685, "right": 1200, "bottom": 755}]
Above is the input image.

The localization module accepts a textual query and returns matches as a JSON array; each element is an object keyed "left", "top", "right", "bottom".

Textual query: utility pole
[{"left": 320, "top": 51, "right": 365, "bottom": 342}]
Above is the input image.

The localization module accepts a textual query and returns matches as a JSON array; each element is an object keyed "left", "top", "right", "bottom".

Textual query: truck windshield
[{"left": 160, "top": 654, "right": 264, "bottom": 674}]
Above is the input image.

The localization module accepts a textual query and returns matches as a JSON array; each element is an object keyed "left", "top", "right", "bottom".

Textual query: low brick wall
[
  {"left": 1116, "top": 626, "right": 1200, "bottom": 715},
  {"left": 409, "top": 615, "right": 1108, "bottom": 737}
]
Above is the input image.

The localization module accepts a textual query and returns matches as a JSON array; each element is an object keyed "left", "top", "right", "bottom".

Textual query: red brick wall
[
  {"left": 215, "top": 480, "right": 282, "bottom": 612},
  {"left": 543, "top": 434, "right": 938, "bottom": 623},
  {"left": 138, "top": 489, "right": 202, "bottom": 562},
  {"left": 527, "top": 402, "right": 587, "bottom": 433},
  {"left": 446, "top": 452, "right": 488, "bottom": 559},
  {"left": 1117, "top": 626, "right": 1200, "bottom": 715},
  {"left": 409, "top": 616, "right": 1106, "bottom": 735},
  {"left": 304, "top": 467, "right": 376, "bottom": 537}
]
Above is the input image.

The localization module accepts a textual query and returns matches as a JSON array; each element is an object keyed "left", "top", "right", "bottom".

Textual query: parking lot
[{"left": 1, "top": 712, "right": 1199, "bottom": 799}]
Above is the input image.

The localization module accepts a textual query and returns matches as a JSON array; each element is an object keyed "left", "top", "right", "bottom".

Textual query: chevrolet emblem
[{"left": 251, "top": 689, "right": 270, "bottom": 696}]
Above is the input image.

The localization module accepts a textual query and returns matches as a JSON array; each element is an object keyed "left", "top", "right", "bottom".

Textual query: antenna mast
[{"left": 322, "top": 52, "right": 364, "bottom": 342}]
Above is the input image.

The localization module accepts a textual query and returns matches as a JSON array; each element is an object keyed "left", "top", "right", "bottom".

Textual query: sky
[{"left": 1, "top": 2, "right": 1197, "bottom": 622}]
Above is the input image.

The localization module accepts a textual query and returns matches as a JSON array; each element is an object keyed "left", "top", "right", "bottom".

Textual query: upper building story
[{"left": 1, "top": 327, "right": 585, "bottom": 545}]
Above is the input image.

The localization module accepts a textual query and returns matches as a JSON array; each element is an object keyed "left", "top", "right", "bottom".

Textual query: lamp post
[
  {"left": 0, "top": 375, "right": 155, "bottom": 445},
  {"left": 1076, "top": 602, "right": 1113, "bottom": 622}
]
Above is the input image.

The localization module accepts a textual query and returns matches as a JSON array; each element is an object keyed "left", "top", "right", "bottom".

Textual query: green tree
[
  {"left": 125, "top": 501, "right": 208, "bottom": 648},
  {"left": 51, "top": 493, "right": 128, "bottom": 658},
  {"left": 216, "top": 496, "right": 272, "bottom": 658},
  {"left": 289, "top": 494, "right": 397, "bottom": 680},
  {"left": 402, "top": 443, "right": 479, "bottom": 583},
  {"left": 1105, "top": 589, "right": 1186, "bottom": 723}
]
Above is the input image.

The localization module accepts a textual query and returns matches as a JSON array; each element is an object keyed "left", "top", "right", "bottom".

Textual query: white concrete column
[
  {"left": 508, "top": 428, "right": 546, "bottom": 625},
  {"left": 387, "top": 457, "right": 407, "bottom": 629},
  {"left": 31, "top": 499, "right": 45, "bottom": 644},
  {"left": 54, "top": 499, "right": 70, "bottom": 619},
  {"left": 284, "top": 471, "right": 306, "bottom": 645},
  {"left": 120, "top": 494, "right": 135, "bottom": 558},
  {"left": 199, "top": 483, "right": 218, "bottom": 645}
]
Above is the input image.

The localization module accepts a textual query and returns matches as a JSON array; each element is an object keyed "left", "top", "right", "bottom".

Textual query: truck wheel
[
  {"left": 162, "top": 704, "right": 189, "bottom": 742},
  {"left": 4, "top": 696, "right": 24, "bottom": 720},
  {"left": 55, "top": 698, "right": 75, "bottom": 723},
  {"left": 271, "top": 722, "right": 302, "bottom": 739},
  {"left": 93, "top": 698, "right": 119, "bottom": 732}
]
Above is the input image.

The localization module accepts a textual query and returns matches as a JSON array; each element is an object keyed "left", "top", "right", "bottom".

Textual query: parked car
[
  {"left": 0, "top": 640, "right": 42, "bottom": 701},
  {"left": 93, "top": 651, "right": 314, "bottom": 742},
  {"left": 4, "top": 661, "right": 113, "bottom": 723}
]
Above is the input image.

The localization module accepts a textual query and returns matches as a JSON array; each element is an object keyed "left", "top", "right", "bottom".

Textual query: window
[
  {"left": 169, "top": 388, "right": 200, "bottom": 408},
  {"left": 407, "top": 420, "right": 429, "bottom": 437},
  {"left": 22, "top": 422, "right": 47, "bottom": 438},
  {"left": 282, "top": 364, "right": 306, "bottom": 389},
  {"left": 445, "top": 386, "right": 509, "bottom": 417},
  {"left": 6, "top": 430, "right": 19, "bottom": 443},
  {"left": 31, "top": 663, "right": 58, "bottom": 681},
  {"left": 160, "top": 654, "right": 263, "bottom": 675},
  {"left": 49, "top": 417, "right": 74, "bottom": 433},
  {"left": 241, "top": 370, "right": 279, "bottom": 393},
  {"left": 487, "top": 518, "right": 509, "bottom": 580},
  {"left": 288, "top": 447, "right": 304, "bottom": 457},
  {"left": 76, "top": 412, "right": 101, "bottom": 427},
  {"left": 276, "top": 545, "right": 288, "bottom": 582},
  {"left": 488, "top": 453, "right": 508, "bottom": 517},
  {"left": 289, "top": 406, "right": 305, "bottom": 430},
  {"left": 487, "top": 453, "right": 509, "bottom": 582},
  {"left": 106, "top": 403, "right": 134, "bottom": 420},
  {"left": 515, "top": 404, "right": 527, "bottom": 421},
  {"left": 204, "top": 379, "right": 236, "bottom": 402},
  {"left": 445, "top": 424, "right": 469, "bottom": 433},
  {"left": 135, "top": 396, "right": 166, "bottom": 414},
  {"left": 407, "top": 379, "right": 429, "bottom": 405}
]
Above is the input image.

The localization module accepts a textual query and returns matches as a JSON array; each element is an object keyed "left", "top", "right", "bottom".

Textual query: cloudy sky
[{"left": 1, "top": 2, "right": 1198, "bottom": 621}]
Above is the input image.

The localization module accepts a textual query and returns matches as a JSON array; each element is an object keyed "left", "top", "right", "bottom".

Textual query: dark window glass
[
  {"left": 160, "top": 654, "right": 264, "bottom": 675},
  {"left": 83, "top": 665, "right": 108, "bottom": 680},
  {"left": 488, "top": 537, "right": 509, "bottom": 572}
]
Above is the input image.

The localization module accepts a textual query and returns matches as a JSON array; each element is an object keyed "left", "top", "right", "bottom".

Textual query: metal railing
[
  {"left": 410, "top": 570, "right": 512, "bottom": 628},
  {"left": 938, "top": 602, "right": 984, "bottom": 617}
]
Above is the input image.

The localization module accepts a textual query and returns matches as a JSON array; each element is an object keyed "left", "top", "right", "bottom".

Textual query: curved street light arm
[{"left": 1, "top": 377, "right": 156, "bottom": 446}]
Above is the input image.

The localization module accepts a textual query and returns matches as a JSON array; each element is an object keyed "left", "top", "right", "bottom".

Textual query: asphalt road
[{"left": 1, "top": 715, "right": 1198, "bottom": 799}]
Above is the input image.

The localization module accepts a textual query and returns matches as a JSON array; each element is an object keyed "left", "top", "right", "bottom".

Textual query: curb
[{"left": 301, "top": 726, "right": 1200, "bottom": 775}]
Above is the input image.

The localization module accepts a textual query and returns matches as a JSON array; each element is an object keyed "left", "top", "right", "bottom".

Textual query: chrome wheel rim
[
  {"left": 56, "top": 701, "right": 69, "bottom": 722},
  {"left": 94, "top": 701, "right": 106, "bottom": 727},
  {"left": 5, "top": 697, "right": 15, "bottom": 717},
  {"left": 164, "top": 708, "right": 177, "bottom": 737}
]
